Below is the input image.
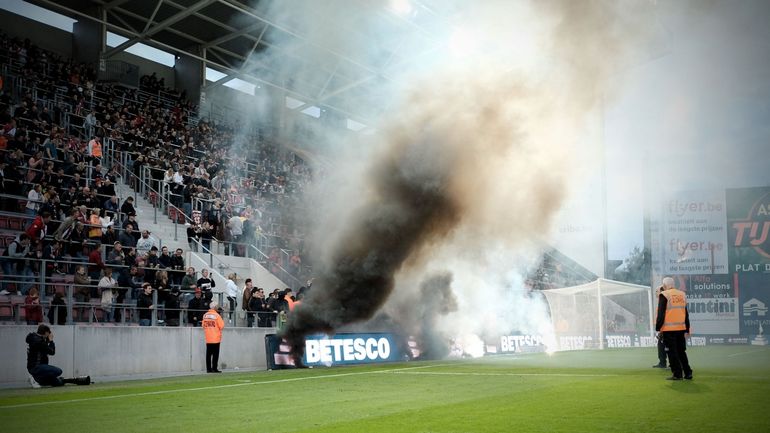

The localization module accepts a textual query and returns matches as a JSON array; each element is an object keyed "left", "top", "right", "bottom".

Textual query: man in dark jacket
[
  {"left": 187, "top": 287, "right": 206, "bottom": 327},
  {"left": 137, "top": 283, "right": 155, "bottom": 326},
  {"left": 26, "top": 324, "right": 89, "bottom": 387},
  {"left": 165, "top": 288, "right": 181, "bottom": 326}
]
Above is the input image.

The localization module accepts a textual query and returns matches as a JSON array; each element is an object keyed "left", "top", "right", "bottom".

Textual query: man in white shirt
[{"left": 135, "top": 230, "right": 158, "bottom": 257}]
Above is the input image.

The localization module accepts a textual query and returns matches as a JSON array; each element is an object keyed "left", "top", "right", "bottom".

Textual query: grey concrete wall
[{"left": 0, "top": 325, "right": 271, "bottom": 388}]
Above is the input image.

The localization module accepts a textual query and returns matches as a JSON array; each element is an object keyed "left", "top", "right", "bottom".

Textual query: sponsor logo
[
  {"left": 559, "top": 336, "right": 593, "bottom": 351},
  {"left": 731, "top": 190, "right": 770, "bottom": 258},
  {"left": 687, "top": 337, "right": 707, "bottom": 346},
  {"left": 305, "top": 337, "right": 391, "bottom": 364},
  {"left": 500, "top": 335, "right": 545, "bottom": 352},
  {"left": 743, "top": 298, "right": 768, "bottom": 317},
  {"left": 708, "top": 337, "right": 725, "bottom": 344},
  {"left": 605, "top": 335, "right": 632, "bottom": 348},
  {"left": 728, "top": 337, "right": 749, "bottom": 344},
  {"left": 688, "top": 298, "right": 736, "bottom": 315},
  {"left": 639, "top": 336, "right": 657, "bottom": 347}
]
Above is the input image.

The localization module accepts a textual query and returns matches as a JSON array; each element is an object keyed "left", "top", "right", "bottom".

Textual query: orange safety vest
[
  {"left": 202, "top": 309, "right": 224, "bottom": 343},
  {"left": 660, "top": 288, "right": 687, "bottom": 332},
  {"left": 89, "top": 214, "right": 102, "bottom": 238},
  {"left": 90, "top": 140, "right": 102, "bottom": 158}
]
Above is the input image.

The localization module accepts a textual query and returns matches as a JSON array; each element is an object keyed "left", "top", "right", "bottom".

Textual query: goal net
[{"left": 542, "top": 278, "right": 654, "bottom": 350}]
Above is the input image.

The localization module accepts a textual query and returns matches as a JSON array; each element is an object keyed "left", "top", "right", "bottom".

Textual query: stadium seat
[
  {"left": 8, "top": 217, "right": 23, "bottom": 230},
  {"left": 0, "top": 296, "right": 12, "bottom": 320}
]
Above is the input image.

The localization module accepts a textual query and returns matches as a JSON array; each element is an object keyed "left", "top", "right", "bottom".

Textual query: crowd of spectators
[{"left": 0, "top": 33, "right": 314, "bottom": 326}]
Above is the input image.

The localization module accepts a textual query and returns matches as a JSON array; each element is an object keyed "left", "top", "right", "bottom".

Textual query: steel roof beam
[{"left": 103, "top": 0, "right": 219, "bottom": 58}]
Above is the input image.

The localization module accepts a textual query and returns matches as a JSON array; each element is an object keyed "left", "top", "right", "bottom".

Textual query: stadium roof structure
[{"left": 29, "top": 0, "right": 457, "bottom": 123}]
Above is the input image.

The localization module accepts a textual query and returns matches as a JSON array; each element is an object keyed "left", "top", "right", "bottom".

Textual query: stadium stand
[{"left": 0, "top": 32, "right": 310, "bottom": 327}]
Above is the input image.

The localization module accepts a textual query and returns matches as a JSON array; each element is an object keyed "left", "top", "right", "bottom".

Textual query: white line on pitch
[
  {"left": 387, "top": 371, "right": 619, "bottom": 378},
  {"left": 0, "top": 370, "right": 384, "bottom": 410},
  {"left": 727, "top": 348, "right": 769, "bottom": 358}
]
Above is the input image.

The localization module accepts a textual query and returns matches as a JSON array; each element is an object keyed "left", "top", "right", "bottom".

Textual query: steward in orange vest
[
  {"left": 202, "top": 301, "right": 225, "bottom": 373},
  {"left": 655, "top": 278, "right": 693, "bottom": 380}
]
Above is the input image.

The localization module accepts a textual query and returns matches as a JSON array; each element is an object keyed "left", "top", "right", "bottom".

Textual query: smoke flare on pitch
[{"left": 280, "top": 0, "right": 654, "bottom": 361}]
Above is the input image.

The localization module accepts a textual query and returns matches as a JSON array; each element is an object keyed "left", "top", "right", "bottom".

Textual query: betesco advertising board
[{"left": 266, "top": 333, "right": 404, "bottom": 369}]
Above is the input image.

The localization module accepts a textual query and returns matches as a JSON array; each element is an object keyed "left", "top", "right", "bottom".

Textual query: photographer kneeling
[{"left": 26, "top": 324, "right": 91, "bottom": 388}]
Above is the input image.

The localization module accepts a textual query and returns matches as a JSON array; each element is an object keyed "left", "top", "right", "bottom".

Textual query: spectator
[
  {"left": 48, "top": 292, "right": 67, "bottom": 325},
  {"left": 155, "top": 269, "right": 171, "bottom": 308},
  {"left": 283, "top": 288, "right": 296, "bottom": 312},
  {"left": 53, "top": 208, "right": 79, "bottom": 242},
  {"left": 241, "top": 278, "right": 253, "bottom": 316},
  {"left": 0, "top": 233, "right": 32, "bottom": 294},
  {"left": 24, "top": 287, "right": 43, "bottom": 325},
  {"left": 27, "top": 151, "right": 44, "bottom": 183},
  {"left": 170, "top": 248, "right": 185, "bottom": 286},
  {"left": 87, "top": 135, "right": 102, "bottom": 164},
  {"left": 199, "top": 221, "right": 213, "bottom": 253},
  {"left": 87, "top": 244, "right": 105, "bottom": 291},
  {"left": 180, "top": 267, "right": 197, "bottom": 291},
  {"left": 98, "top": 267, "right": 117, "bottom": 322},
  {"left": 227, "top": 214, "right": 243, "bottom": 256},
  {"left": 186, "top": 222, "right": 200, "bottom": 251},
  {"left": 73, "top": 265, "right": 90, "bottom": 322},
  {"left": 119, "top": 225, "right": 137, "bottom": 249},
  {"left": 165, "top": 287, "right": 181, "bottom": 326},
  {"left": 135, "top": 230, "right": 156, "bottom": 256},
  {"left": 88, "top": 208, "right": 102, "bottom": 240},
  {"left": 101, "top": 224, "right": 118, "bottom": 249},
  {"left": 25, "top": 210, "right": 51, "bottom": 244},
  {"left": 159, "top": 246, "right": 172, "bottom": 269},
  {"left": 251, "top": 287, "right": 272, "bottom": 327},
  {"left": 196, "top": 268, "right": 215, "bottom": 302},
  {"left": 187, "top": 287, "right": 206, "bottom": 327},
  {"left": 103, "top": 195, "right": 119, "bottom": 219},
  {"left": 118, "top": 265, "right": 143, "bottom": 301},
  {"left": 67, "top": 221, "right": 87, "bottom": 257},
  {"left": 42, "top": 239, "right": 65, "bottom": 275},
  {"left": 122, "top": 213, "right": 140, "bottom": 240},
  {"left": 144, "top": 246, "right": 160, "bottom": 282},
  {"left": 137, "top": 282, "right": 154, "bottom": 326},
  {"left": 25, "top": 183, "right": 43, "bottom": 223},
  {"left": 120, "top": 197, "right": 136, "bottom": 217},
  {"left": 225, "top": 273, "right": 239, "bottom": 324},
  {"left": 107, "top": 241, "right": 125, "bottom": 270}
]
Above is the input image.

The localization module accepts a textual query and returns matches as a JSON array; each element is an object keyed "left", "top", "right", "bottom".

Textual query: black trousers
[
  {"left": 662, "top": 331, "right": 692, "bottom": 378},
  {"left": 206, "top": 343, "right": 220, "bottom": 372},
  {"left": 657, "top": 337, "right": 667, "bottom": 366}
]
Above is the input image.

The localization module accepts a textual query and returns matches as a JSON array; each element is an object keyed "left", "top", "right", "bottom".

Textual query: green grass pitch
[{"left": 1, "top": 346, "right": 768, "bottom": 433}]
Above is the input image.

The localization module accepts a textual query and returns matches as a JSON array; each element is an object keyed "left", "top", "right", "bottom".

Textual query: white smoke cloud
[{"left": 218, "top": 0, "right": 662, "bottom": 358}]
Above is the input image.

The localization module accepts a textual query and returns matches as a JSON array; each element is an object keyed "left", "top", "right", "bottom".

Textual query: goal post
[{"left": 542, "top": 278, "right": 654, "bottom": 350}]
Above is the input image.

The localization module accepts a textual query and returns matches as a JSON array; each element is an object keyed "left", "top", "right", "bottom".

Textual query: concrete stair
[{"left": 115, "top": 181, "right": 189, "bottom": 253}]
